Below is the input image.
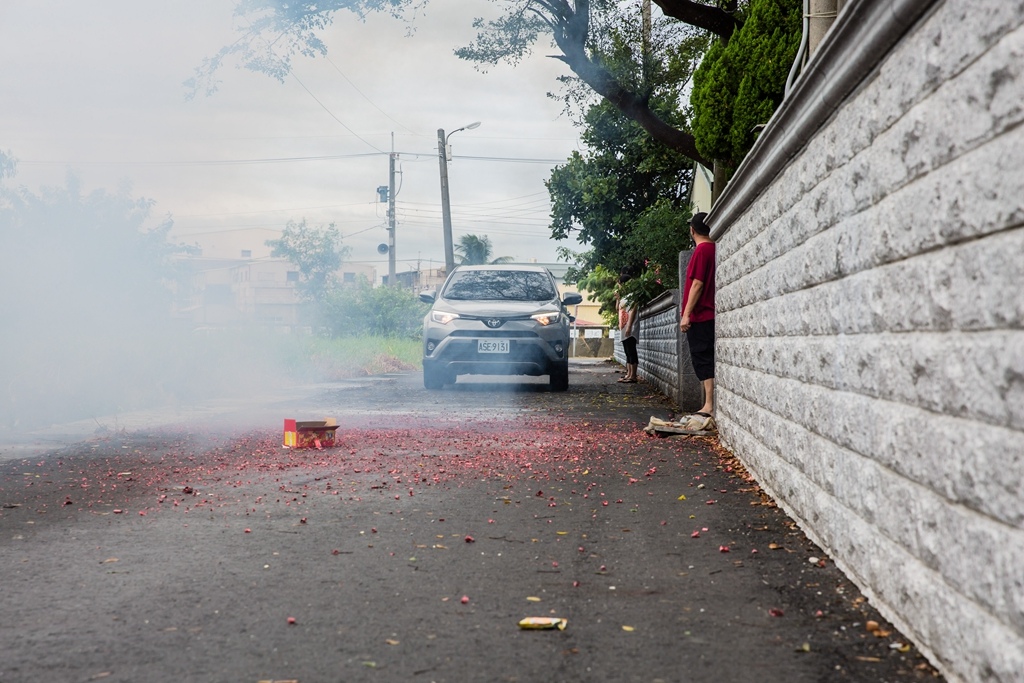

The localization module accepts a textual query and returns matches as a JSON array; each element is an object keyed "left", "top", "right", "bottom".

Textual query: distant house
[{"left": 172, "top": 253, "right": 376, "bottom": 330}]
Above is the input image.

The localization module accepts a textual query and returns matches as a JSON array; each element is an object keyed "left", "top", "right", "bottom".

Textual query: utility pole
[
  {"left": 437, "top": 128, "right": 454, "bottom": 274},
  {"left": 388, "top": 146, "right": 396, "bottom": 286},
  {"left": 642, "top": 0, "right": 652, "bottom": 87},
  {"left": 642, "top": 0, "right": 651, "bottom": 55},
  {"left": 438, "top": 122, "right": 481, "bottom": 275}
]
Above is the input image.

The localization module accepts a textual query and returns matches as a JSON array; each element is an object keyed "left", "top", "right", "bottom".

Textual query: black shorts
[
  {"left": 686, "top": 319, "right": 715, "bottom": 381},
  {"left": 622, "top": 336, "right": 639, "bottom": 365}
]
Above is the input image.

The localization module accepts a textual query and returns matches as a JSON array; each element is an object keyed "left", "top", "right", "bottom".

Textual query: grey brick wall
[
  {"left": 636, "top": 291, "right": 680, "bottom": 402},
  {"left": 613, "top": 290, "right": 704, "bottom": 410},
  {"left": 709, "top": 1, "right": 1024, "bottom": 681}
]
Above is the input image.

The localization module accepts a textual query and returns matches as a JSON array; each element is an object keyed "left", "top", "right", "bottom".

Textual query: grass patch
[{"left": 298, "top": 335, "right": 422, "bottom": 380}]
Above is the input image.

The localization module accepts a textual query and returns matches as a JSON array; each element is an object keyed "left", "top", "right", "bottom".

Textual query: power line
[
  {"left": 17, "top": 152, "right": 563, "bottom": 167},
  {"left": 288, "top": 71, "right": 386, "bottom": 154},
  {"left": 18, "top": 153, "right": 384, "bottom": 167},
  {"left": 176, "top": 201, "right": 376, "bottom": 218},
  {"left": 323, "top": 55, "right": 419, "bottom": 136}
]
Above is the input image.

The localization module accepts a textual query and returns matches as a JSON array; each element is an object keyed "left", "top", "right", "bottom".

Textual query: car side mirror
[
  {"left": 419, "top": 290, "right": 436, "bottom": 304},
  {"left": 562, "top": 293, "right": 583, "bottom": 306}
]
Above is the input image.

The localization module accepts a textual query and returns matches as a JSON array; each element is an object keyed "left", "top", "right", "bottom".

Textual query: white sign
[{"left": 584, "top": 329, "right": 604, "bottom": 339}]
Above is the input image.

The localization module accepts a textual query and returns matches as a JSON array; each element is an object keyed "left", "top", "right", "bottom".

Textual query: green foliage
[
  {"left": 455, "top": 234, "right": 513, "bottom": 265},
  {"left": 691, "top": 0, "right": 802, "bottom": 166},
  {"left": 547, "top": 99, "right": 694, "bottom": 279},
  {"left": 623, "top": 199, "right": 695, "bottom": 292},
  {"left": 575, "top": 264, "right": 621, "bottom": 325},
  {"left": 266, "top": 219, "right": 349, "bottom": 302},
  {"left": 0, "top": 149, "right": 16, "bottom": 183},
  {"left": 543, "top": 6, "right": 712, "bottom": 123},
  {"left": 618, "top": 267, "right": 669, "bottom": 313},
  {"left": 186, "top": 0, "right": 413, "bottom": 97},
  {"left": 320, "top": 276, "right": 428, "bottom": 338}
]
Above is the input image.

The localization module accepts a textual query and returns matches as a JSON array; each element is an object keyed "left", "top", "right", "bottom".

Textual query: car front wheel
[
  {"left": 549, "top": 361, "right": 569, "bottom": 392},
  {"left": 423, "top": 364, "right": 445, "bottom": 390}
]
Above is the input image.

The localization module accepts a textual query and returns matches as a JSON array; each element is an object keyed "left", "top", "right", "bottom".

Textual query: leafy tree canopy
[
  {"left": 690, "top": 0, "right": 800, "bottom": 167},
  {"left": 319, "top": 275, "right": 428, "bottom": 338},
  {"left": 0, "top": 149, "right": 16, "bottom": 184},
  {"left": 454, "top": 234, "right": 513, "bottom": 265},
  {"left": 575, "top": 263, "right": 620, "bottom": 325},
  {"left": 186, "top": 0, "right": 415, "bottom": 98},
  {"left": 266, "top": 219, "right": 349, "bottom": 302},
  {"left": 547, "top": 95, "right": 694, "bottom": 292},
  {"left": 192, "top": 1, "right": 740, "bottom": 166}
]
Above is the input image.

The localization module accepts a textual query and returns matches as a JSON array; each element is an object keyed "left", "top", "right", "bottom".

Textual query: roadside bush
[{"left": 319, "top": 277, "right": 428, "bottom": 338}]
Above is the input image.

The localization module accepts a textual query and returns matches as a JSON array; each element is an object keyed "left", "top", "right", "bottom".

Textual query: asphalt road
[{"left": 0, "top": 361, "right": 942, "bottom": 683}]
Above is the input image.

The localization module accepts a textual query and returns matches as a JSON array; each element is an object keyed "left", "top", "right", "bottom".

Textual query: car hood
[{"left": 436, "top": 298, "right": 559, "bottom": 317}]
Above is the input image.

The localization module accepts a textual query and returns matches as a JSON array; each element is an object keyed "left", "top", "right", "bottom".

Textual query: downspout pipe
[{"left": 785, "top": 0, "right": 811, "bottom": 97}]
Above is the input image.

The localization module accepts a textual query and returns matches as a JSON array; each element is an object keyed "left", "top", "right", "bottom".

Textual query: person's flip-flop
[
  {"left": 695, "top": 411, "right": 712, "bottom": 418},
  {"left": 619, "top": 378, "right": 637, "bottom": 383}
]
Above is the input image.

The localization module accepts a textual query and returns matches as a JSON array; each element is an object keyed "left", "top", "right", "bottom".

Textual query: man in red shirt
[{"left": 679, "top": 212, "right": 716, "bottom": 417}]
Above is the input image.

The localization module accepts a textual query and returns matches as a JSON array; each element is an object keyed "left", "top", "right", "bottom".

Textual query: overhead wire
[
  {"left": 323, "top": 55, "right": 419, "bottom": 136},
  {"left": 288, "top": 71, "right": 387, "bottom": 154}
]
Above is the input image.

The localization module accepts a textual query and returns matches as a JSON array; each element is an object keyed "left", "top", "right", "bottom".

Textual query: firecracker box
[{"left": 283, "top": 418, "right": 339, "bottom": 449}]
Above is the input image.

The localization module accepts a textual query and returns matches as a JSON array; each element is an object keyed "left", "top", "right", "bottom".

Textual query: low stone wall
[
  {"left": 613, "top": 289, "right": 702, "bottom": 410},
  {"left": 635, "top": 291, "right": 680, "bottom": 403},
  {"left": 709, "top": 1, "right": 1024, "bottom": 680}
]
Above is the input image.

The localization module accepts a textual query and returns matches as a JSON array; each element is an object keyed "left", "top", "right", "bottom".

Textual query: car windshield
[{"left": 443, "top": 270, "right": 557, "bottom": 302}]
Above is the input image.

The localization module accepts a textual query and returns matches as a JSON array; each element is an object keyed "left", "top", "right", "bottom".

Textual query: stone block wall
[
  {"left": 613, "top": 289, "right": 703, "bottom": 410},
  {"left": 710, "top": 1, "right": 1024, "bottom": 680},
  {"left": 636, "top": 290, "right": 681, "bottom": 404}
]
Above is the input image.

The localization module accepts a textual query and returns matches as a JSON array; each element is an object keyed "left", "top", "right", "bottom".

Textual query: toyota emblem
[{"left": 485, "top": 318, "right": 504, "bottom": 328}]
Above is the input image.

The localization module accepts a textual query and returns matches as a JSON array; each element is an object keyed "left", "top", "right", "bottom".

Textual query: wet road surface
[{"left": 0, "top": 361, "right": 941, "bottom": 682}]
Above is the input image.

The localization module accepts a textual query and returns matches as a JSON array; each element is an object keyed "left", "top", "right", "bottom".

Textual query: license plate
[{"left": 478, "top": 339, "right": 510, "bottom": 354}]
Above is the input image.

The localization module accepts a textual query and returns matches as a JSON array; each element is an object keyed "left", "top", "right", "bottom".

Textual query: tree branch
[
  {"left": 652, "top": 0, "right": 741, "bottom": 40},
  {"left": 550, "top": 4, "right": 713, "bottom": 168}
]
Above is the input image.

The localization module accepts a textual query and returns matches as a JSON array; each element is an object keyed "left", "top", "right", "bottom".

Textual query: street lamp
[{"left": 438, "top": 121, "right": 481, "bottom": 273}]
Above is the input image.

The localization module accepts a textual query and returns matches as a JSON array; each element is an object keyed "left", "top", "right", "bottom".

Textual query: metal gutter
[{"left": 707, "top": 0, "right": 942, "bottom": 241}]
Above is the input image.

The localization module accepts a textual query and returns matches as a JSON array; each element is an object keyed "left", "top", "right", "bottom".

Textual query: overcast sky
[{"left": 1, "top": 0, "right": 585, "bottom": 277}]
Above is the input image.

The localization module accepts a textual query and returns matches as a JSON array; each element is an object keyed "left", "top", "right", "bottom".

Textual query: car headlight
[
  {"left": 530, "top": 311, "right": 562, "bottom": 326},
  {"left": 431, "top": 310, "right": 460, "bottom": 325}
]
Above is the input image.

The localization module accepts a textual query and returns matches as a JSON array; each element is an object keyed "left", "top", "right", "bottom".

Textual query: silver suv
[{"left": 419, "top": 265, "right": 583, "bottom": 391}]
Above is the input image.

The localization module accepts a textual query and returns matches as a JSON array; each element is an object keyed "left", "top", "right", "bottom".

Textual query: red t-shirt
[{"left": 681, "top": 241, "right": 715, "bottom": 322}]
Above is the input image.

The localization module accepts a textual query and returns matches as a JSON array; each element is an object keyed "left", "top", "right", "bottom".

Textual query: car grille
[{"left": 448, "top": 330, "right": 539, "bottom": 338}]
